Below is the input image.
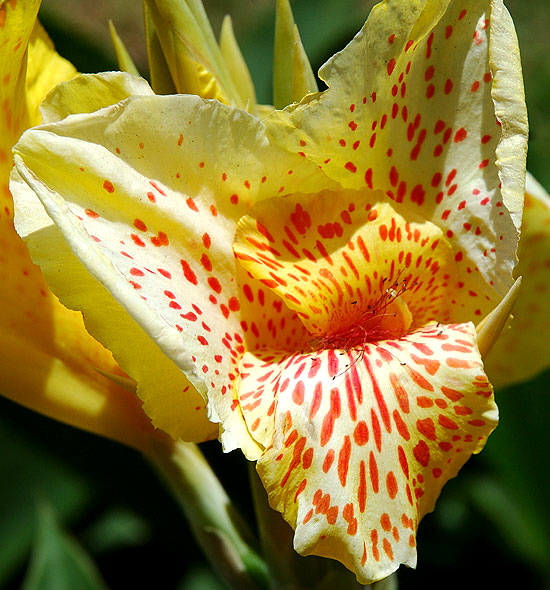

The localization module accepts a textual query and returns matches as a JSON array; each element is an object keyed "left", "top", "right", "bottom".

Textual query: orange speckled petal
[
  {"left": 233, "top": 190, "right": 483, "bottom": 338},
  {"left": 239, "top": 323, "right": 496, "bottom": 583},
  {"left": 267, "top": 0, "right": 527, "bottom": 319},
  {"left": 12, "top": 93, "right": 333, "bottom": 456},
  {"left": 485, "top": 173, "right": 550, "bottom": 387}
]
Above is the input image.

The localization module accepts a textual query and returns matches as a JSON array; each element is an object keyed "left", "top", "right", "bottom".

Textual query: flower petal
[
  {"left": 235, "top": 190, "right": 462, "bottom": 338},
  {"left": 12, "top": 93, "right": 333, "bottom": 455},
  {"left": 485, "top": 174, "right": 550, "bottom": 387},
  {"left": 0, "top": 4, "right": 154, "bottom": 450},
  {"left": 267, "top": 0, "right": 527, "bottom": 317},
  {"left": 24, "top": 21, "right": 77, "bottom": 126},
  {"left": 239, "top": 323, "right": 496, "bottom": 583},
  {"left": 41, "top": 71, "right": 154, "bottom": 124},
  {"left": 11, "top": 168, "right": 216, "bottom": 443}
]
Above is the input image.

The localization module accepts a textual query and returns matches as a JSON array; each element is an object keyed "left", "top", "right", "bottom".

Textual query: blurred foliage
[{"left": 2, "top": 0, "right": 549, "bottom": 588}]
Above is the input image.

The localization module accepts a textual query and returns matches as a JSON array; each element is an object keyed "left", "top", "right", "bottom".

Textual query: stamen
[{"left": 310, "top": 271, "right": 415, "bottom": 352}]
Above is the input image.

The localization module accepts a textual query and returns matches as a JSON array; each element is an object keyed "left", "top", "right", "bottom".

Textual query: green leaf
[
  {"left": 23, "top": 503, "right": 107, "bottom": 590},
  {"left": 0, "top": 404, "right": 92, "bottom": 586}
]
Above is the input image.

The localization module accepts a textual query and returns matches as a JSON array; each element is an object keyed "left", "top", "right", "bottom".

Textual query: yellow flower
[
  {"left": 10, "top": 0, "right": 527, "bottom": 584},
  {"left": 0, "top": 0, "right": 162, "bottom": 452}
]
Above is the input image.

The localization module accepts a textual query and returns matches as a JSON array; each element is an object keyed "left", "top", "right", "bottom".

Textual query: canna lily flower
[
  {"left": 10, "top": 0, "right": 527, "bottom": 584},
  {"left": 0, "top": 0, "right": 169, "bottom": 451}
]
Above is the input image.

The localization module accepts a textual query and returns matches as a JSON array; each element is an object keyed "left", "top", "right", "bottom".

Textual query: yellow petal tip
[{"left": 477, "top": 277, "right": 522, "bottom": 358}]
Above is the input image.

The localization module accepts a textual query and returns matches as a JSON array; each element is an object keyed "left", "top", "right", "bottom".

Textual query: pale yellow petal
[
  {"left": 25, "top": 20, "right": 77, "bottom": 126},
  {"left": 484, "top": 174, "right": 550, "bottom": 387},
  {"left": 40, "top": 71, "right": 154, "bottom": 124},
  {"left": 12, "top": 93, "right": 333, "bottom": 456}
]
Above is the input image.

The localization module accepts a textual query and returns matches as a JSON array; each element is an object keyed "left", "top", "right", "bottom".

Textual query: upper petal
[
  {"left": 12, "top": 93, "right": 333, "bottom": 455},
  {"left": 267, "top": 0, "right": 527, "bottom": 316}
]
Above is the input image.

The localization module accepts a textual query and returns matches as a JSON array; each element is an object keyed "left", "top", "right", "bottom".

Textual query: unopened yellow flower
[
  {"left": 11, "top": 0, "right": 527, "bottom": 583},
  {"left": 0, "top": 0, "right": 161, "bottom": 451}
]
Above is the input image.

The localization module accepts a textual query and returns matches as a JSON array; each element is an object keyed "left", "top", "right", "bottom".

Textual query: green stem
[{"left": 145, "top": 438, "right": 269, "bottom": 589}]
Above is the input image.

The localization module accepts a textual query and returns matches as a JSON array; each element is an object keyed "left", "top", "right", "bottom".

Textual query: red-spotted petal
[
  {"left": 234, "top": 190, "right": 465, "bottom": 337},
  {"left": 267, "top": 0, "right": 527, "bottom": 319},
  {"left": 13, "top": 93, "right": 333, "bottom": 455},
  {"left": 238, "top": 322, "right": 496, "bottom": 583}
]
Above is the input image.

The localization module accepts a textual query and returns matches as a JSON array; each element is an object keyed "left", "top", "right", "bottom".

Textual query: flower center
[
  {"left": 234, "top": 188, "right": 459, "bottom": 352},
  {"left": 311, "top": 276, "right": 414, "bottom": 351}
]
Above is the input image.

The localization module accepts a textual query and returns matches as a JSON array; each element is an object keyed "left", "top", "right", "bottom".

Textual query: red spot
[
  {"left": 387, "top": 58, "right": 396, "bottom": 76},
  {"left": 413, "top": 440, "right": 430, "bottom": 466},
  {"left": 230, "top": 194, "right": 239, "bottom": 205},
  {"left": 177, "top": 133, "right": 184, "bottom": 146},
  {"left": 369, "top": 451, "right": 379, "bottom": 493},
  {"left": 130, "top": 234, "right": 146, "bottom": 247},
  {"left": 208, "top": 276, "right": 222, "bottom": 293},
  {"left": 345, "top": 161, "right": 357, "bottom": 173},
  {"left": 228, "top": 296, "right": 240, "bottom": 311},
  {"left": 444, "top": 79, "right": 453, "bottom": 94},
  {"left": 426, "top": 32, "right": 434, "bottom": 59},
  {"left": 389, "top": 166, "right": 399, "bottom": 187},
  {"left": 103, "top": 180, "right": 114, "bottom": 193},
  {"left": 479, "top": 159, "right": 489, "bottom": 169},
  {"left": 200, "top": 253, "right": 212, "bottom": 272},
  {"left": 353, "top": 421, "right": 369, "bottom": 446},
  {"left": 424, "top": 65, "right": 434, "bottom": 81},
  {"left": 426, "top": 84, "right": 435, "bottom": 99},
  {"left": 348, "top": 121, "right": 358, "bottom": 131},
  {"left": 410, "top": 184, "right": 425, "bottom": 206},
  {"left": 434, "top": 120, "right": 446, "bottom": 134},
  {"left": 338, "top": 436, "right": 352, "bottom": 486},
  {"left": 186, "top": 197, "right": 199, "bottom": 211},
  {"left": 388, "top": 34, "right": 396, "bottom": 44},
  {"left": 181, "top": 259, "right": 198, "bottom": 284},
  {"left": 133, "top": 218, "right": 147, "bottom": 231},
  {"left": 364, "top": 168, "right": 373, "bottom": 188},
  {"left": 151, "top": 231, "right": 169, "bottom": 247},
  {"left": 85, "top": 209, "right": 99, "bottom": 218},
  {"left": 454, "top": 127, "right": 468, "bottom": 143},
  {"left": 386, "top": 472, "right": 398, "bottom": 499}
]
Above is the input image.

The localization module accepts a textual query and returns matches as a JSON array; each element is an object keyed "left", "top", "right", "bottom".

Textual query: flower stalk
[{"left": 145, "top": 439, "right": 269, "bottom": 589}]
